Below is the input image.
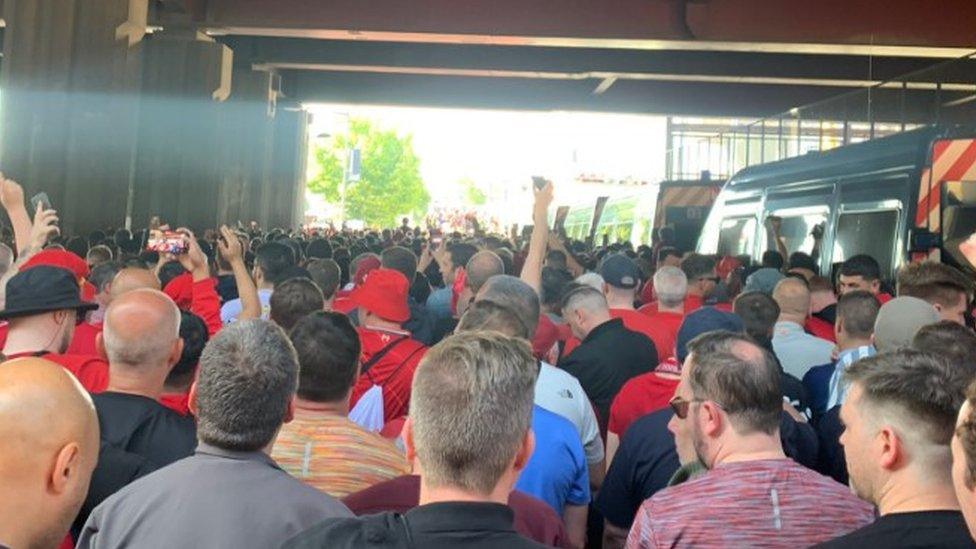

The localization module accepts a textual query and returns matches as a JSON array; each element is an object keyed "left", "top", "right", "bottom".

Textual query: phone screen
[
  {"left": 146, "top": 230, "right": 188, "bottom": 254},
  {"left": 30, "top": 192, "right": 52, "bottom": 212},
  {"left": 532, "top": 176, "right": 547, "bottom": 190}
]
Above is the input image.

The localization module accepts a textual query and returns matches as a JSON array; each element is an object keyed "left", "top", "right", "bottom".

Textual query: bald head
[
  {"left": 477, "top": 275, "right": 541, "bottom": 335},
  {"left": 110, "top": 268, "right": 161, "bottom": 298},
  {"left": 466, "top": 251, "right": 504, "bottom": 294},
  {"left": 0, "top": 358, "right": 98, "bottom": 549},
  {"left": 102, "top": 289, "right": 182, "bottom": 371},
  {"left": 772, "top": 277, "right": 811, "bottom": 321}
]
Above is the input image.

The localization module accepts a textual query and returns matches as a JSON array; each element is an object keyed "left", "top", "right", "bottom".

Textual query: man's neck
[
  {"left": 2, "top": 328, "right": 61, "bottom": 357},
  {"left": 294, "top": 396, "right": 348, "bottom": 417},
  {"left": 363, "top": 317, "right": 405, "bottom": 333},
  {"left": 875, "top": 473, "right": 960, "bottom": 515},
  {"left": 419, "top": 480, "right": 510, "bottom": 507},
  {"left": 257, "top": 282, "right": 274, "bottom": 291},
  {"left": 777, "top": 314, "right": 805, "bottom": 327},
  {"left": 711, "top": 432, "right": 786, "bottom": 467},
  {"left": 687, "top": 287, "right": 704, "bottom": 298},
  {"left": 107, "top": 365, "right": 168, "bottom": 399},
  {"left": 838, "top": 337, "right": 872, "bottom": 352},
  {"left": 606, "top": 289, "right": 635, "bottom": 310}
]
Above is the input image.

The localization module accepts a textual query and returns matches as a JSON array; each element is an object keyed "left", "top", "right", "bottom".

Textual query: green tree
[
  {"left": 308, "top": 118, "right": 430, "bottom": 227},
  {"left": 461, "top": 177, "right": 487, "bottom": 206}
]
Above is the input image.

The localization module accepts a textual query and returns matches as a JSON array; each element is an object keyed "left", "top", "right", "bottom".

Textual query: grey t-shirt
[
  {"left": 77, "top": 443, "right": 351, "bottom": 549},
  {"left": 536, "top": 361, "right": 605, "bottom": 465}
]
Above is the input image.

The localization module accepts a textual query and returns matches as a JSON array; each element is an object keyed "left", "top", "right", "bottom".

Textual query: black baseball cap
[
  {"left": 599, "top": 253, "right": 641, "bottom": 289},
  {"left": 0, "top": 266, "right": 98, "bottom": 320}
]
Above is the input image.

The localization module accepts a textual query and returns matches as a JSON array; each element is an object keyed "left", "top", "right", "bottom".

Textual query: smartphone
[
  {"left": 532, "top": 176, "right": 548, "bottom": 190},
  {"left": 146, "top": 230, "right": 188, "bottom": 254},
  {"left": 30, "top": 192, "right": 52, "bottom": 212}
]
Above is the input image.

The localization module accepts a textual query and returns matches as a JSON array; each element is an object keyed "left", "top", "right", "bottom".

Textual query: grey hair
[
  {"left": 654, "top": 266, "right": 688, "bottom": 307},
  {"left": 0, "top": 243, "right": 13, "bottom": 278},
  {"left": 195, "top": 319, "right": 299, "bottom": 451},
  {"left": 411, "top": 331, "right": 536, "bottom": 494},
  {"left": 575, "top": 272, "right": 605, "bottom": 292},
  {"left": 478, "top": 275, "right": 541, "bottom": 335},
  {"left": 102, "top": 289, "right": 181, "bottom": 368},
  {"left": 560, "top": 284, "right": 609, "bottom": 316}
]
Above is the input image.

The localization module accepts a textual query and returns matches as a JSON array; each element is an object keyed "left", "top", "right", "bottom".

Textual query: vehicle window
[
  {"left": 833, "top": 210, "right": 899, "bottom": 277},
  {"left": 941, "top": 181, "right": 976, "bottom": 267},
  {"left": 717, "top": 217, "right": 756, "bottom": 257},
  {"left": 772, "top": 213, "right": 827, "bottom": 255}
]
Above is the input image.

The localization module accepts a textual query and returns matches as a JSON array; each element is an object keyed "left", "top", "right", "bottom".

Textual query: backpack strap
[{"left": 360, "top": 336, "right": 409, "bottom": 377}]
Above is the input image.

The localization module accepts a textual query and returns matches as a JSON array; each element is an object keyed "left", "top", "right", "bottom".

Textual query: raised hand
[
  {"left": 29, "top": 203, "right": 59, "bottom": 251},
  {"left": 217, "top": 225, "right": 244, "bottom": 264},
  {"left": 0, "top": 173, "right": 25, "bottom": 213}
]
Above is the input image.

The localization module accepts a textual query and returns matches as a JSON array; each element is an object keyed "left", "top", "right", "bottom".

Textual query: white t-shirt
[
  {"left": 536, "top": 361, "right": 605, "bottom": 465},
  {"left": 220, "top": 289, "right": 273, "bottom": 324}
]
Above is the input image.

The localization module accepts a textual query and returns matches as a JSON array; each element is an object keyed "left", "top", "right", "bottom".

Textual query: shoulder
[{"left": 283, "top": 514, "right": 398, "bottom": 549}]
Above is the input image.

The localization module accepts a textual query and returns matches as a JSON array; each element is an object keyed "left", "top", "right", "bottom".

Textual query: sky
[{"left": 305, "top": 103, "right": 667, "bottom": 221}]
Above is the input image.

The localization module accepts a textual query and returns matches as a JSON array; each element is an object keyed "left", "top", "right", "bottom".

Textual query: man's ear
[
  {"left": 283, "top": 396, "right": 295, "bottom": 424},
  {"left": 49, "top": 442, "right": 82, "bottom": 495},
  {"left": 187, "top": 380, "right": 199, "bottom": 416},
  {"left": 870, "top": 279, "right": 881, "bottom": 294},
  {"left": 168, "top": 338, "right": 185, "bottom": 369},
  {"left": 403, "top": 417, "right": 418, "bottom": 465},
  {"left": 700, "top": 401, "right": 724, "bottom": 438},
  {"left": 878, "top": 426, "right": 902, "bottom": 470},
  {"left": 512, "top": 429, "right": 536, "bottom": 473},
  {"left": 95, "top": 332, "right": 108, "bottom": 361}
]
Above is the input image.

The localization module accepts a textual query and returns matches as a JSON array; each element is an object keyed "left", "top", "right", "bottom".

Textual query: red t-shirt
[
  {"left": 631, "top": 309, "right": 683, "bottom": 361},
  {"left": 160, "top": 392, "right": 192, "bottom": 416},
  {"left": 639, "top": 294, "right": 705, "bottom": 315},
  {"left": 67, "top": 321, "right": 102, "bottom": 356},
  {"left": 4, "top": 350, "right": 109, "bottom": 394},
  {"left": 560, "top": 309, "right": 667, "bottom": 360},
  {"left": 608, "top": 370, "right": 680, "bottom": 435},
  {"left": 877, "top": 292, "right": 893, "bottom": 305},
  {"left": 532, "top": 314, "right": 562, "bottom": 362},
  {"left": 805, "top": 316, "right": 836, "bottom": 343},
  {"left": 343, "top": 474, "right": 570, "bottom": 548},
  {"left": 332, "top": 296, "right": 357, "bottom": 314},
  {"left": 350, "top": 327, "right": 427, "bottom": 422},
  {"left": 639, "top": 280, "right": 655, "bottom": 305}
]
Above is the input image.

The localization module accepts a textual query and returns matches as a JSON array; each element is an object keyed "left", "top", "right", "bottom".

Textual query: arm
[
  {"left": 602, "top": 521, "right": 630, "bottom": 549},
  {"left": 175, "top": 230, "right": 222, "bottom": 336},
  {"left": 606, "top": 431, "right": 621, "bottom": 470},
  {"left": 548, "top": 233, "right": 584, "bottom": 278},
  {"left": 765, "top": 216, "right": 788, "bottom": 268},
  {"left": 0, "top": 205, "right": 59, "bottom": 305},
  {"left": 589, "top": 457, "right": 606, "bottom": 491},
  {"left": 0, "top": 175, "right": 33, "bottom": 256},
  {"left": 561, "top": 504, "right": 588, "bottom": 549},
  {"left": 519, "top": 180, "right": 553, "bottom": 294},
  {"left": 218, "top": 225, "right": 261, "bottom": 321}
]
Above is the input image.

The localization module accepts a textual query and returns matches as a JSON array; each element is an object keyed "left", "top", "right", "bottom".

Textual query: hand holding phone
[
  {"left": 146, "top": 230, "right": 189, "bottom": 254},
  {"left": 532, "top": 176, "right": 548, "bottom": 191},
  {"left": 30, "top": 192, "right": 52, "bottom": 213}
]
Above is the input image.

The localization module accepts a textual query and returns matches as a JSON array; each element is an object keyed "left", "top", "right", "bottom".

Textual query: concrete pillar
[
  {"left": 268, "top": 104, "right": 310, "bottom": 230},
  {"left": 0, "top": 0, "right": 148, "bottom": 234},
  {"left": 129, "top": 29, "right": 232, "bottom": 232}
]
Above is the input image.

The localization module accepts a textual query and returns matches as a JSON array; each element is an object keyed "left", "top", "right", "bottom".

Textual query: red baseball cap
[
  {"left": 350, "top": 268, "right": 410, "bottom": 323},
  {"left": 21, "top": 249, "right": 90, "bottom": 280}
]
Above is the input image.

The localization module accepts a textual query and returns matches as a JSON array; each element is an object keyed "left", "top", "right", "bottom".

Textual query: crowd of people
[{"left": 5, "top": 171, "right": 976, "bottom": 549}]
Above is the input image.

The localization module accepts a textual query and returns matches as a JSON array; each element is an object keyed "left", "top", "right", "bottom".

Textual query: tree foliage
[
  {"left": 308, "top": 118, "right": 430, "bottom": 227},
  {"left": 461, "top": 177, "right": 487, "bottom": 206}
]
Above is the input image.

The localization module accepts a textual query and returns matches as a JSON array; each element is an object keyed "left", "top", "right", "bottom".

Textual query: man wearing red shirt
[
  {"left": 638, "top": 246, "right": 682, "bottom": 305},
  {"left": 348, "top": 268, "right": 428, "bottom": 425},
  {"left": 837, "top": 254, "right": 893, "bottom": 304},
  {"left": 0, "top": 266, "right": 108, "bottom": 393},
  {"left": 639, "top": 254, "right": 718, "bottom": 316}
]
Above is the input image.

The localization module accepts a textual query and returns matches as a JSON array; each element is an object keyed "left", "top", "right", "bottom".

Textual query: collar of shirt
[
  {"left": 773, "top": 320, "right": 805, "bottom": 337},
  {"left": 195, "top": 442, "right": 282, "bottom": 471},
  {"left": 404, "top": 501, "right": 517, "bottom": 535},
  {"left": 836, "top": 345, "right": 876, "bottom": 367},
  {"left": 584, "top": 317, "right": 624, "bottom": 344}
]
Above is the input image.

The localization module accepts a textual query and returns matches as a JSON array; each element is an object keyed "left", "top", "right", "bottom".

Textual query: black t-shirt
[
  {"left": 558, "top": 318, "right": 658, "bottom": 429},
  {"left": 813, "top": 511, "right": 976, "bottom": 548},
  {"left": 72, "top": 392, "right": 197, "bottom": 536},
  {"left": 814, "top": 405, "right": 848, "bottom": 485}
]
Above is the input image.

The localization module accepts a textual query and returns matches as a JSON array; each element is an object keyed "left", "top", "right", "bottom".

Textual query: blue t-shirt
[{"left": 515, "top": 405, "right": 590, "bottom": 515}]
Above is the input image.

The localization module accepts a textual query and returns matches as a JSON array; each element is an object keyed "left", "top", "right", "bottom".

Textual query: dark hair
[
  {"left": 657, "top": 246, "right": 681, "bottom": 264},
  {"left": 495, "top": 248, "right": 514, "bottom": 276},
  {"left": 448, "top": 243, "right": 479, "bottom": 272},
  {"left": 478, "top": 275, "right": 541, "bottom": 336},
  {"left": 546, "top": 249, "right": 568, "bottom": 268},
  {"left": 733, "top": 291, "right": 780, "bottom": 342},
  {"left": 844, "top": 349, "right": 962, "bottom": 446},
  {"left": 788, "top": 251, "right": 817, "bottom": 273},
  {"left": 168, "top": 311, "right": 209, "bottom": 387},
  {"left": 411, "top": 271, "right": 431, "bottom": 304},
  {"left": 66, "top": 237, "right": 89, "bottom": 260},
  {"left": 158, "top": 261, "right": 187, "bottom": 290},
  {"left": 275, "top": 265, "right": 312, "bottom": 287},
  {"left": 686, "top": 331, "right": 781, "bottom": 435},
  {"left": 87, "top": 245, "right": 114, "bottom": 267},
  {"left": 913, "top": 320, "right": 976, "bottom": 391},
  {"left": 306, "top": 238, "right": 333, "bottom": 260},
  {"left": 457, "top": 299, "right": 531, "bottom": 340},
  {"left": 381, "top": 246, "right": 418, "bottom": 282},
  {"left": 541, "top": 266, "right": 574, "bottom": 308},
  {"left": 255, "top": 242, "right": 296, "bottom": 285},
  {"left": 761, "top": 250, "right": 784, "bottom": 270},
  {"left": 89, "top": 261, "right": 124, "bottom": 293},
  {"left": 680, "top": 253, "right": 717, "bottom": 281},
  {"left": 270, "top": 278, "right": 324, "bottom": 332},
  {"left": 289, "top": 312, "right": 361, "bottom": 403},
  {"left": 306, "top": 258, "right": 342, "bottom": 299},
  {"left": 281, "top": 239, "right": 304, "bottom": 265},
  {"left": 897, "top": 262, "right": 972, "bottom": 309},
  {"left": 839, "top": 254, "right": 881, "bottom": 281},
  {"left": 957, "top": 381, "right": 976, "bottom": 489},
  {"left": 836, "top": 290, "right": 880, "bottom": 339},
  {"left": 195, "top": 320, "right": 298, "bottom": 451}
]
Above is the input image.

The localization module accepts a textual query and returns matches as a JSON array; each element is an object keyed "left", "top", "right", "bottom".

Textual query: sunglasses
[{"left": 669, "top": 394, "right": 724, "bottom": 419}]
